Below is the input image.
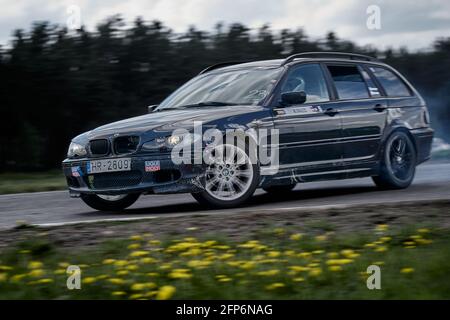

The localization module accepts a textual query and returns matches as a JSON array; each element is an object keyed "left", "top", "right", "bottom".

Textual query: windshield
[{"left": 157, "top": 67, "right": 283, "bottom": 110}]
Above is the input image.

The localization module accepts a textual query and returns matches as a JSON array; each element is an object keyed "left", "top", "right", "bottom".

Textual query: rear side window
[
  {"left": 327, "top": 65, "right": 369, "bottom": 100},
  {"left": 370, "top": 66, "right": 412, "bottom": 97}
]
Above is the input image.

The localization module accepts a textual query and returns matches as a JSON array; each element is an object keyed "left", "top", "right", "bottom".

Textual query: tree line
[{"left": 0, "top": 16, "right": 449, "bottom": 171}]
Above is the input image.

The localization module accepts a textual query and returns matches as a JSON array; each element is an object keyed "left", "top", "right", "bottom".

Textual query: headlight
[
  {"left": 67, "top": 142, "right": 87, "bottom": 158},
  {"left": 141, "top": 133, "right": 202, "bottom": 151},
  {"left": 167, "top": 135, "right": 183, "bottom": 146}
]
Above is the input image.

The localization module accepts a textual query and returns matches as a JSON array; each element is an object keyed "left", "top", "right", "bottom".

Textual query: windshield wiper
[{"left": 178, "top": 101, "right": 239, "bottom": 108}]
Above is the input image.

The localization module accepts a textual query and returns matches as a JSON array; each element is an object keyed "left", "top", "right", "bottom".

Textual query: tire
[
  {"left": 372, "top": 131, "right": 417, "bottom": 189},
  {"left": 80, "top": 193, "right": 140, "bottom": 211},
  {"left": 263, "top": 184, "right": 296, "bottom": 194},
  {"left": 191, "top": 144, "right": 259, "bottom": 208}
]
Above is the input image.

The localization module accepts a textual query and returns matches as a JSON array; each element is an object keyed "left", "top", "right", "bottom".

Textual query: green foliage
[{"left": 1, "top": 17, "right": 449, "bottom": 171}]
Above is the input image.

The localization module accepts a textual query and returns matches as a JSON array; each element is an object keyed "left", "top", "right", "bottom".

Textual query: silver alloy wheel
[
  {"left": 97, "top": 194, "right": 127, "bottom": 201},
  {"left": 205, "top": 144, "right": 254, "bottom": 201}
]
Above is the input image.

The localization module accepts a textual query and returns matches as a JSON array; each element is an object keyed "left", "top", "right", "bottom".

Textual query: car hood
[{"left": 85, "top": 106, "right": 263, "bottom": 138}]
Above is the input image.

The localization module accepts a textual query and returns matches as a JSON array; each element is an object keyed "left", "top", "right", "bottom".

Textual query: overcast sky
[{"left": 1, "top": 0, "right": 449, "bottom": 50}]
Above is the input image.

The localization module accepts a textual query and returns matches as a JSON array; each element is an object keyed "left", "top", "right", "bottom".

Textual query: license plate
[{"left": 87, "top": 158, "right": 131, "bottom": 174}]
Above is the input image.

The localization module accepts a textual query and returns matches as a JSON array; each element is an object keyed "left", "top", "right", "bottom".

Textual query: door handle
[
  {"left": 373, "top": 104, "right": 387, "bottom": 112},
  {"left": 324, "top": 108, "right": 339, "bottom": 116}
]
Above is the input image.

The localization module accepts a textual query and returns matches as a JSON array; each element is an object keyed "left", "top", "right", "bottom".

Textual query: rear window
[
  {"left": 370, "top": 66, "right": 412, "bottom": 97},
  {"left": 327, "top": 65, "right": 369, "bottom": 100}
]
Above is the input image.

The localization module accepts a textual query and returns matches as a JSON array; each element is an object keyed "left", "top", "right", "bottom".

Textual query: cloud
[{"left": 0, "top": 0, "right": 449, "bottom": 50}]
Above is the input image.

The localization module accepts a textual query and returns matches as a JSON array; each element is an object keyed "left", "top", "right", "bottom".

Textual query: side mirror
[
  {"left": 147, "top": 105, "right": 158, "bottom": 113},
  {"left": 280, "top": 91, "right": 307, "bottom": 106}
]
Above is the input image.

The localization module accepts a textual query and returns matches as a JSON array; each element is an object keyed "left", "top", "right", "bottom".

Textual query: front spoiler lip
[{"left": 62, "top": 155, "right": 206, "bottom": 197}]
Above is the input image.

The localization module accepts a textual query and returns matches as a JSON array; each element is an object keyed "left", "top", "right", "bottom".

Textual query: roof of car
[{"left": 200, "top": 52, "right": 383, "bottom": 75}]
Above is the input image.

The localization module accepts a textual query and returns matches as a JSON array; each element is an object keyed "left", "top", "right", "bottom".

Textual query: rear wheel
[
  {"left": 80, "top": 193, "right": 140, "bottom": 211},
  {"left": 191, "top": 144, "right": 259, "bottom": 208},
  {"left": 263, "top": 184, "right": 296, "bottom": 194},
  {"left": 372, "top": 131, "right": 416, "bottom": 189}
]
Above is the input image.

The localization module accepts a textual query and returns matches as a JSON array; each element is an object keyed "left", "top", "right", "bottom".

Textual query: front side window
[
  {"left": 280, "top": 64, "right": 330, "bottom": 103},
  {"left": 370, "top": 66, "right": 412, "bottom": 97},
  {"left": 158, "top": 67, "right": 283, "bottom": 110},
  {"left": 327, "top": 65, "right": 370, "bottom": 100}
]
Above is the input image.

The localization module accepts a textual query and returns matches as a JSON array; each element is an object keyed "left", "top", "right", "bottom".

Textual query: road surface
[{"left": 1, "top": 162, "right": 449, "bottom": 229}]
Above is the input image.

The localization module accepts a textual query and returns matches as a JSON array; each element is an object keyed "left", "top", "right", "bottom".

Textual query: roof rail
[
  {"left": 199, "top": 61, "right": 247, "bottom": 75},
  {"left": 282, "top": 52, "right": 377, "bottom": 65}
]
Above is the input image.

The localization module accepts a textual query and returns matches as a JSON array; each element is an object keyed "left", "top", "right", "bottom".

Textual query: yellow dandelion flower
[
  {"left": 129, "top": 250, "right": 149, "bottom": 257},
  {"left": 29, "top": 269, "right": 45, "bottom": 277},
  {"left": 130, "top": 283, "right": 147, "bottom": 291},
  {"left": 328, "top": 265, "right": 343, "bottom": 272},
  {"left": 82, "top": 277, "right": 96, "bottom": 284},
  {"left": 28, "top": 261, "right": 43, "bottom": 269},
  {"left": 327, "top": 252, "right": 339, "bottom": 258},
  {"left": 265, "top": 282, "right": 285, "bottom": 290},
  {"left": 146, "top": 272, "right": 159, "bottom": 277},
  {"left": 11, "top": 274, "right": 27, "bottom": 282},
  {"left": 129, "top": 293, "right": 144, "bottom": 300},
  {"left": 117, "top": 270, "right": 129, "bottom": 276},
  {"left": 219, "top": 253, "right": 234, "bottom": 260},
  {"left": 108, "top": 278, "right": 126, "bottom": 285},
  {"left": 53, "top": 269, "right": 66, "bottom": 275},
  {"left": 0, "top": 273, "right": 7, "bottom": 282},
  {"left": 126, "top": 264, "right": 139, "bottom": 271},
  {"left": 103, "top": 259, "right": 116, "bottom": 265},
  {"left": 169, "top": 270, "right": 192, "bottom": 279},
  {"left": 315, "top": 235, "right": 327, "bottom": 241},
  {"left": 309, "top": 267, "right": 322, "bottom": 277},
  {"left": 312, "top": 250, "right": 324, "bottom": 255},
  {"left": 298, "top": 252, "right": 312, "bottom": 259},
  {"left": 290, "top": 233, "right": 303, "bottom": 241},
  {"left": 267, "top": 251, "right": 281, "bottom": 258},
  {"left": 129, "top": 235, "right": 143, "bottom": 241},
  {"left": 403, "top": 241, "right": 415, "bottom": 246},
  {"left": 240, "top": 262, "right": 256, "bottom": 270},
  {"left": 187, "top": 260, "right": 212, "bottom": 269},
  {"left": 373, "top": 261, "right": 385, "bottom": 266},
  {"left": 35, "top": 278, "right": 53, "bottom": 284},
  {"left": 0, "top": 265, "right": 12, "bottom": 271},
  {"left": 289, "top": 266, "right": 310, "bottom": 272},
  {"left": 58, "top": 262, "right": 70, "bottom": 268},
  {"left": 127, "top": 243, "right": 141, "bottom": 250},
  {"left": 186, "top": 227, "right": 198, "bottom": 231},
  {"left": 307, "top": 263, "right": 320, "bottom": 268},
  {"left": 293, "top": 277, "right": 305, "bottom": 282},
  {"left": 417, "top": 228, "right": 430, "bottom": 233},
  {"left": 400, "top": 267, "right": 414, "bottom": 274},
  {"left": 156, "top": 285, "right": 176, "bottom": 300},
  {"left": 218, "top": 277, "right": 232, "bottom": 282},
  {"left": 380, "top": 236, "right": 392, "bottom": 242},
  {"left": 112, "top": 291, "right": 126, "bottom": 296},
  {"left": 256, "top": 269, "right": 280, "bottom": 276},
  {"left": 148, "top": 240, "right": 161, "bottom": 245},
  {"left": 405, "top": 246, "right": 416, "bottom": 249},
  {"left": 364, "top": 243, "right": 376, "bottom": 248},
  {"left": 140, "top": 257, "right": 157, "bottom": 264},
  {"left": 114, "top": 260, "right": 128, "bottom": 267},
  {"left": 375, "top": 224, "right": 389, "bottom": 231},
  {"left": 374, "top": 246, "right": 387, "bottom": 252}
]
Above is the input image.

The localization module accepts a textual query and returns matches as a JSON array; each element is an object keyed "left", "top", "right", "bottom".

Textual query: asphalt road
[{"left": 1, "top": 162, "right": 450, "bottom": 230}]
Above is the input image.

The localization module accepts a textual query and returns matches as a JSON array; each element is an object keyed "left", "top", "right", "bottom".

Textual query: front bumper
[{"left": 62, "top": 154, "right": 206, "bottom": 197}]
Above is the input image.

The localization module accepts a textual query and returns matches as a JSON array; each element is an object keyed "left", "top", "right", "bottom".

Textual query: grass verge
[
  {"left": 0, "top": 171, "right": 66, "bottom": 194},
  {"left": 0, "top": 223, "right": 449, "bottom": 299}
]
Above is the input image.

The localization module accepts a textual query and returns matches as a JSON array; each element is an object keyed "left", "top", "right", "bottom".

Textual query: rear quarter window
[{"left": 370, "top": 66, "right": 412, "bottom": 97}]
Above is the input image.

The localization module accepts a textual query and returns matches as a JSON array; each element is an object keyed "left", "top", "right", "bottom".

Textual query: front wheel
[
  {"left": 80, "top": 193, "right": 140, "bottom": 211},
  {"left": 372, "top": 131, "right": 416, "bottom": 189},
  {"left": 192, "top": 144, "right": 259, "bottom": 208}
]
